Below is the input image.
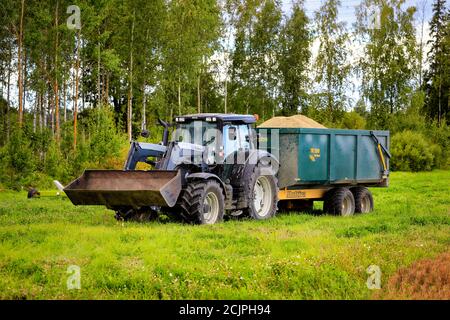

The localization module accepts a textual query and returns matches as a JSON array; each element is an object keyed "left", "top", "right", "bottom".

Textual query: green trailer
[{"left": 257, "top": 127, "right": 390, "bottom": 215}]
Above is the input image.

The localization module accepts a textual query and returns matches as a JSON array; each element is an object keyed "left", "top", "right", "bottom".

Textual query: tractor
[{"left": 64, "top": 114, "right": 279, "bottom": 224}]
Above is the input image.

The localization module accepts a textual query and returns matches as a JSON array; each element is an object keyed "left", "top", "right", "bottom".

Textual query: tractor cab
[{"left": 157, "top": 114, "right": 257, "bottom": 171}]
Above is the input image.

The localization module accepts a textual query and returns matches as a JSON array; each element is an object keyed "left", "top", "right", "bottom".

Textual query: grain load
[{"left": 258, "top": 115, "right": 326, "bottom": 128}]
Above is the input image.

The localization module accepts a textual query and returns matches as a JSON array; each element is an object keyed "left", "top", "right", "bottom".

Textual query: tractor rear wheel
[
  {"left": 178, "top": 180, "right": 225, "bottom": 225},
  {"left": 243, "top": 166, "right": 278, "bottom": 220},
  {"left": 323, "top": 188, "right": 355, "bottom": 216},
  {"left": 351, "top": 187, "right": 374, "bottom": 213}
]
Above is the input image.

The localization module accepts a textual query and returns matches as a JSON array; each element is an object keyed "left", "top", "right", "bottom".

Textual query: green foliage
[
  {"left": 83, "top": 106, "right": 124, "bottom": 166},
  {"left": 313, "top": 0, "right": 351, "bottom": 122},
  {"left": 0, "top": 106, "right": 126, "bottom": 189},
  {"left": 278, "top": 2, "right": 311, "bottom": 115},
  {"left": 356, "top": 0, "right": 419, "bottom": 129},
  {"left": 425, "top": 122, "right": 450, "bottom": 169},
  {"left": 340, "top": 111, "right": 366, "bottom": 129},
  {"left": 391, "top": 130, "right": 436, "bottom": 172},
  {"left": 0, "top": 129, "right": 35, "bottom": 190},
  {"left": 44, "top": 140, "right": 69, "bottom": 183}
]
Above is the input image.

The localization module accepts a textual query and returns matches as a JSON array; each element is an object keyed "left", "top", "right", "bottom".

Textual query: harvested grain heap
[{"left": 258, "top": 115, "right": 326, "bottom": 128}]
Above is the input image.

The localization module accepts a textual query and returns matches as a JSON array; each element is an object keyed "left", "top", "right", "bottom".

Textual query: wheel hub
[
  {"left": 253, "top": 176, "right": 272, "bottom": 218},
  {"left": 203, "top": 192, "right": 219, "bottom": 224}
]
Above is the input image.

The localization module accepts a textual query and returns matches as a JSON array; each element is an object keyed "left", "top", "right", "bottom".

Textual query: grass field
[{"left": 0, "top": 171, "right": 449, "bottom": 299}]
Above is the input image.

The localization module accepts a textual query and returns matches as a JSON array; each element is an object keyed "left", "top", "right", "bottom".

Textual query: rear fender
[
  {"left": 229, "top": 150, "right": 278, "bottom": 189},
  {"left": 245, "top": 150, "right": 279, "bottom": 177}
]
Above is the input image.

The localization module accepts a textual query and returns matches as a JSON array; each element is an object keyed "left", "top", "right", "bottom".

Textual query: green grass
[{"left": 0, "top": 171, "right": 449, "bottom": 299}]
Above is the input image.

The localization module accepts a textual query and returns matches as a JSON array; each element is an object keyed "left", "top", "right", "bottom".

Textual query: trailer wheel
[
  {"left": 178, "top": 180, "right": 225, "bottom": 225},
  {"left": 243, "top": 166, "right": 278, "bottom": 220},
  {"left": 351, "top": 187, "right": 374, "bottom": 213},
  {"left": 324, "top": 188, "right": 355, "bottom": 216}
]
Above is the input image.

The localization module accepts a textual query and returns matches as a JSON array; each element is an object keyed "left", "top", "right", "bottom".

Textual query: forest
[{"left": 0, "top": 0, "right": 449, "bottom": 189}]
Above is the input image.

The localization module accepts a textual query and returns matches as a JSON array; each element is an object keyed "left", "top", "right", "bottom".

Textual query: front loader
[{"left": 64, "top": 115, "right": 280, "bottom": 224}]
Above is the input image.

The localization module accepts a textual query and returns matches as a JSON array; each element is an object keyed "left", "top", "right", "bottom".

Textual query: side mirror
[
  {"left": 228, "top": 127, "right": 237, "bottom": 140},
  {"left": 141, "top": 130, "right": 150, "bottom": 138}
]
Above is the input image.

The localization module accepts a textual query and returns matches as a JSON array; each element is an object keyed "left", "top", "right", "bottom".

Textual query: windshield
[
  {"left": 170, "top": 121, "right": 219, "bottom": 166},
  {"left": 172, "top": 121, "right": 218, "bottom": 146}
]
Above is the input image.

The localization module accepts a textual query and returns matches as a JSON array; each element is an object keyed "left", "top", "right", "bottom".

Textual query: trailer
[
  {"left": 257, "top": 127, "right": 390, "bottom": 215},
  {"left": 64, "top": 114, "right": 390, "bottom": 223}
]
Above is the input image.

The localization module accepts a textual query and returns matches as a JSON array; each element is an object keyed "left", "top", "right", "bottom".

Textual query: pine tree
[{"left": 424, "top": 0, "right": 450, "bottom": 124}]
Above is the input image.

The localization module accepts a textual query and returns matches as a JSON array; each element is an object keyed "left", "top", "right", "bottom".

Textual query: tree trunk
[
  {"left": 142, "top": 83, "right": 146, "bottom": 131},
  {"left": 54, "top": 0, "right": 60, "bottom": 141},
  {"left": 63, "top": 75, "right": 66, "bottom": 122},
  {"left": 74, "top": 31, "right": 80, "bottom": 150},
  {"left": 17, "top": 0, "right": 25, "bottom": 127},
  {"left": 23, "top": 49, "right": 27, "bottom": 121},
  {"left": 178, "top": 75, "right": 181, "bottom": 115},
  {"left": 97, "top": 29, "right": 101, "bottom": 106},
  {"left": 438, "top": 80, "right": 442, "bottom": 126},
  {"left": 224, "top": 79, "right": 227, "bottom": 113},
  {"left": 33, "top": 94, "right": 37, "bottom": 133},
  {"left": 105, "top": 73, "right": 109, "bottom": 105},
  {"left": 43, "top": 92, "right": 47, "bottom": 128},
  {"left": 6, "top": 45, "right": 11, "bottom": 141},
  {"left": 39, "top": 92, "right": 43, "bottom": 132},
  {"left": 197, "top": 74, "right": 201, "bottom": 113},
  {"left": 127, "top": 10, "right": 135, "bottom": 142},
  {"left": 50, "top": 90, "right": 54, "bottom": 134}
]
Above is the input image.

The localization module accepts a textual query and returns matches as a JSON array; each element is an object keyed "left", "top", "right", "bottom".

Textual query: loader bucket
[{"left": 64, "top": 170, "right": 182, "bottom": 208}]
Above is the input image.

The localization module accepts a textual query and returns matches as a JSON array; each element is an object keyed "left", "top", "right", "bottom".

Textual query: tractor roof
[{"left": 175, "top": 113, "right": 256, "bottom": 124}]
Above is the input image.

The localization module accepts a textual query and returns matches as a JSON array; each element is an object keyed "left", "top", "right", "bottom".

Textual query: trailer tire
[
  {"left": 323, "top": 188, "right": 355, "bottom": 216},
  {"left": 243, "top": 166, "right": 278, "bottom": 220},
  {"left": 178, "top": 180, "right": 225, "bottom": 225},
  {"left": 351, "top": 187, "right": 374, "bottom": 213}
]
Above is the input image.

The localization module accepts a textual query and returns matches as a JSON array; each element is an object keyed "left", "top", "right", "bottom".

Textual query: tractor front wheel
[{"left": 178, "top": 180, "right": 225, "bottom": 225}]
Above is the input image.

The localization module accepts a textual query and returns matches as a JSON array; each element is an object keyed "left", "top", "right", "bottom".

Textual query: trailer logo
[
  {"left": 309, "top": 148, "right": 321, "bottom": 162},
  {"left": 286, "top": 190, "right": 306, "bottom": 199}
]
